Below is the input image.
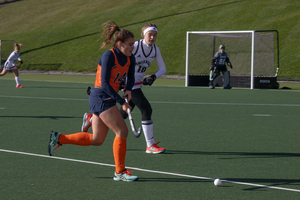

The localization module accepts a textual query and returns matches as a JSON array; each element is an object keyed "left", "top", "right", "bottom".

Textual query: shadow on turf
[
  {"left": 223, "top": 178, "right": 300, "bottom": 191},
  {"left": 127, "top": 149, "right": 300, "bottom": 158},
  {"left": 95, "top": 176, "right": 212, "bottom": 183},
  {"left": 95, "top": 176, "right": 300, "bottom": 191}
]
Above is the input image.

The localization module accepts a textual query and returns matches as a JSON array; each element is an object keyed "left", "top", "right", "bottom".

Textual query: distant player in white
[
  {"left": 0, "top": 43, "right": 24, "bottom": 88},
  {"left": 82, "top": 23, "right": 167, "bottom": 154}
]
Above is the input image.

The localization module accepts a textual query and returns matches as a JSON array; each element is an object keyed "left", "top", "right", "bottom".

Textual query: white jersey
[
  {"left": 4, "top": 51, "right": 21, "bottom": 69},
  {"left": 132, "top": 39, "right": 166, "bottom": 90}
]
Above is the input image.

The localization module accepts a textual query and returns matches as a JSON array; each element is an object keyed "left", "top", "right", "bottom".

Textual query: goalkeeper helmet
[{"left": 219, "top": 45, "right": 225, "bottom": 50}]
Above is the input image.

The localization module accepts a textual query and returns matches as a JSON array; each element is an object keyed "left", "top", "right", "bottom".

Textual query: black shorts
[{"left": 215, "top": 65, "right": 227, "bottom": 72}]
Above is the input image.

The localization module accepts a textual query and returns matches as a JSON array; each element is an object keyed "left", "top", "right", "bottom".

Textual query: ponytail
[
  {"left": 99, "top": 21, "right": 134, "bottom": 49},
  {"left": 15, "top": 43, "right": 23, "bottom": 48}
]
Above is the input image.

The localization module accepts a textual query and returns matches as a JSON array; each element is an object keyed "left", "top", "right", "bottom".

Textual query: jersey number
[
  {"left": 137, "top": 66, "right": 147, "bottom": 73},
  {"left": 114, "top": 72, "right": 127, "bottom": 83}
]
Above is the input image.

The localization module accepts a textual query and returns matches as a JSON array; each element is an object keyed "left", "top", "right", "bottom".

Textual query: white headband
[{"left": 143, "top": 27, "right": 158, "bottom": 36}]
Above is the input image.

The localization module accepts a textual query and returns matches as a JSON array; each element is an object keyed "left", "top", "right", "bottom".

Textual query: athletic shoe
[
  {"left": 16, "top": 84, "right": 24, "bottom": 88},
  {"left": 223, "top": 85, "right": 232, "bottom": 89},
  {"left": 113, "top": 170, "right": 139, "bottom": 182},
  {"left": 81, "top": 113, "right": 92, "bottom": 132},
  {"left": 146, "top": 142, "right": 166, "bottom": 154},
  {"left": 209, "top": 85, "right": 215, "bottom": 89},
  {"left": 48, "top": 131, "right": 61, "bottom": 156}
]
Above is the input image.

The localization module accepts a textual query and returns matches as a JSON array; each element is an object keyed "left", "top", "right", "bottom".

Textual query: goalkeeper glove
[
  {"left": 143, "top": 74, "right": 156, "bottom": 86},
  {"left": 228, "top": 63, "right": 233, "bottom": 69}
]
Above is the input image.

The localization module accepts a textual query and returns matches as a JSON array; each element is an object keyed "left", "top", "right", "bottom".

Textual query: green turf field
[
  {"left": 1, "top": 76, "right": 300, "bottom": 199},
  {"left": 1, "top": 0, "right": 300, "bottom": 79}
]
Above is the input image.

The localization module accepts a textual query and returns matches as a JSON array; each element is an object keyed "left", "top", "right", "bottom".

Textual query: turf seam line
[{"left": 1, "top": 148, "right": 300, "bottom": 193}]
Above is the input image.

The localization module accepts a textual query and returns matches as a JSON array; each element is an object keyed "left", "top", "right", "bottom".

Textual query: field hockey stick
[
  {"left": 209, "top": 70, "right": 213, "bottom": 81},
  {"left": 121, "top": 81, "right": 144, "bottom": 88},
  {"left": 125, "top": 97, "right": 141, "bottom": 138}
]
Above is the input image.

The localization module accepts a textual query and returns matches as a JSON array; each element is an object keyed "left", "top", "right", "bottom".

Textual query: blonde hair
[
  {"left": 141, "top": 23, "right": 157, "bottom": 37},
  {"left": 99, "top": 21, "right": 134, "bottom": 49}
]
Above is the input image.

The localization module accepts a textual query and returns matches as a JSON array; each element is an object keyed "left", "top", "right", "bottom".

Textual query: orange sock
[
  {"left": 113, "top": 136, "right": 127, "bottom": 174},
  {"left": 59, "top": 132, "right": 92, "bottom": 146}
]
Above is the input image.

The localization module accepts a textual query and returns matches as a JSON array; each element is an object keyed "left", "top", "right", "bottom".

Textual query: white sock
[
  {"left": 15, "top": 76, "right": 20, "bottom": 85},
  {"left": 142, "top": 120, "right": 155, "bottom": 147}
]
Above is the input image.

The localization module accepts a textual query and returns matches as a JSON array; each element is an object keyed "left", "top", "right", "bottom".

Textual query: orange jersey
[{"left": 95, "top": 49, "right": 130, "bottom": 92}]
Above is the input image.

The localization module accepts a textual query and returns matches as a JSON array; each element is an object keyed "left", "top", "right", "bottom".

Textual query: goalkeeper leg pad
[
  {"left": 223, "top": 71, "right": 231, "bottom": 89},
  {"left": 212, "top": 75, "right": 221, "bottom": 86}
]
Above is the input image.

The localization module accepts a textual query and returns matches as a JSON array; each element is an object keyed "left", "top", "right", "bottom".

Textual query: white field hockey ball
[{"left": 214, "top": 179, "right": 222, "bottom": 186}]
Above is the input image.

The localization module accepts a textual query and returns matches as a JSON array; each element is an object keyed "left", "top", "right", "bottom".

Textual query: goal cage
[
  {"left": 185, "top": 30, "right": 279, "bottom": 89},
  {"left": 0, "top": 40, "right": 16, "bottom": 71}
]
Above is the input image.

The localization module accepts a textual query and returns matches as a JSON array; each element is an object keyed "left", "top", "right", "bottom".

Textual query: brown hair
[
  {"left": 99, "top": 21, "right": 134, "bottom": 49},
  {"left": 15, "top": 43, "right": 23, "bottom": 49},
  {"left": 141, "top": 23, "right": 157, "bottom": 37}
]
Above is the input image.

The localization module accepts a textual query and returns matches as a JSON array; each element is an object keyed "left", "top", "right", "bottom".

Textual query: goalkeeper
[{"left": 209, "top": 45, "right": 232, "bottom": 89}]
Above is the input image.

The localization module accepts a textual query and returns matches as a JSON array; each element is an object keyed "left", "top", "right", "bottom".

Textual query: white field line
[
  {"left": 150, "top": 101, "right": 300, "bottom": 107},
  {"left": 0, "top": 148, "right": 300, "bottom": 193},
  {"left": 0, "top": 95, "right": 300, "bottom": 107}
]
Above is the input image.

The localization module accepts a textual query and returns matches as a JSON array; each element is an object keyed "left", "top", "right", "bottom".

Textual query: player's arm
[
  {"left": 100, "top": 52, "right": 126, "bottom": 105},
  {"left": 144, "top": 46, "right": 166, "bottom": 86},
  {"left": 211, "top": 52, "right": 219, "bottom": 66},
  {"left": 211, "top": 53, "right": 219, "bottom": 70},
  {"left": 16, "top": 58, "right": 23, "bottom": 66},
  {"left": 225, "top": 57, "right": 232, "bottom": 68},
  {"left": 153, "top": 46, "right": 166, "bottom": 78}
]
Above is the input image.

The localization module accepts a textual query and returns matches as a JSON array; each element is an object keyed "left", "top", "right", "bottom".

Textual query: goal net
[
  {"left": 185, "top": 31, "right": 279, "bottom": 89},
  {"left": 0, "top": 40, "right": 16, "bottom": 71}
]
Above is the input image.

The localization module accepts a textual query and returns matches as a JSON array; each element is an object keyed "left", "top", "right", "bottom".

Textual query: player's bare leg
[
  {"left": 99, "top": 105, "right": 138, "bottom": 181},
  {"left": 0, "top": 69, "right": 8, "bottom": 76},
  {"left": 12, "top": 68, "right": 23, "bottom": 88}
]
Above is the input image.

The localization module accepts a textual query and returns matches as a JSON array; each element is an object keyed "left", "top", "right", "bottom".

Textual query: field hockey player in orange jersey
[
  {"left": 48, "top": 21, "right": 138, "bottom": 182},
  {"left": 82, "top": 23, "right": 167, "bottom": 154}
]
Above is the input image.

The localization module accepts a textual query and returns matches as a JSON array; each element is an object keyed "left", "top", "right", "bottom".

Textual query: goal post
[
  {"left": 185, "top": 30, "right": 279, "bottom": 89},
  {"left": 0, "top": 40, "right": 16, "bottom": 71}
]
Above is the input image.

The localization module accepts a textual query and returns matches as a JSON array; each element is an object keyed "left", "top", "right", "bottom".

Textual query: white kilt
[{"left": 4, "top": 62, "right": 17, "bottom": 70}]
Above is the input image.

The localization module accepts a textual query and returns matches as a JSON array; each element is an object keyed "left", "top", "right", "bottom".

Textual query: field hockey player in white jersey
[
  {"left": 0, "top": 43, "right": 24, "bottom": 88},
  {"left": 82, "top": 23, "right": 167, "bottom": 154}
]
